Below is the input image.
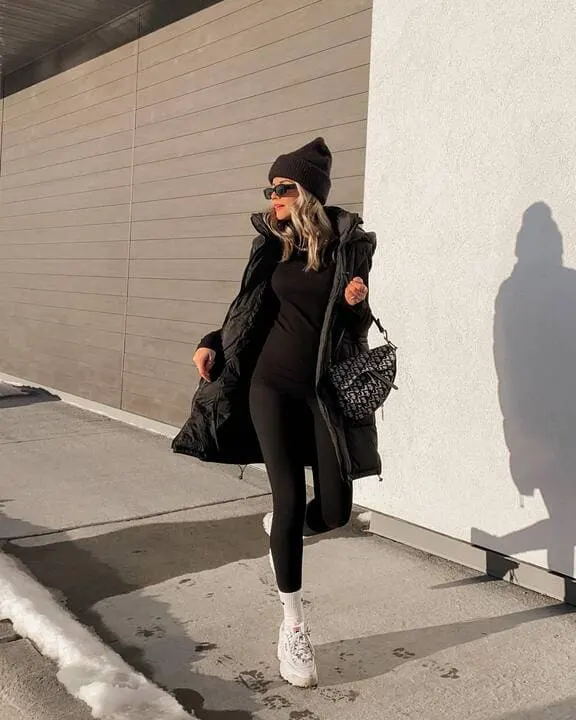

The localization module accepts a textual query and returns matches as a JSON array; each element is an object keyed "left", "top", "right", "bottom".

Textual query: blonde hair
[{"left": 264, "top": 183, "right": 334, "bottom": 271}]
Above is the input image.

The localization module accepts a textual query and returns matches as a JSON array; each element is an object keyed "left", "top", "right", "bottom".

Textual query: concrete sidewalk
[{"left": 1, "top": 390, "right": 576, "bottom": 719}]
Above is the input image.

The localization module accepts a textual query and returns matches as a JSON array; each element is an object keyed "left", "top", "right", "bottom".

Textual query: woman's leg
[
  {"left": 249, "top": 384, "right": 307, "bottom": 593},
  {"left": 249, "top": 383, "right": 319, "bottom": 688},
  {"left": 305, "top": 398, "right": 353, "bottom": 533}
]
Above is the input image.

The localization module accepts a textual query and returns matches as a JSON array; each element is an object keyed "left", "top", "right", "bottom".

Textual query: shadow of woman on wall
[{"left": 472, "top": 202, "right": 576, "bottom": 601}]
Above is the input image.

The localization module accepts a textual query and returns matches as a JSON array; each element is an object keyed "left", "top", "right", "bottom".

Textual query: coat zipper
[{"left": 315, "top": 222, "right": 359, "bottom": 479}]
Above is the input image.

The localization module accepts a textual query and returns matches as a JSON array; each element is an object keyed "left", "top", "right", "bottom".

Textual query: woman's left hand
[{"left": 344, "top": 277, "right": 368, "bottom": 306}]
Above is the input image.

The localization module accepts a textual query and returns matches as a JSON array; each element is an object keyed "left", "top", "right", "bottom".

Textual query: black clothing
[
  {"left": 268, "top": 137, "right": 332, "bottom": 205},
  {"left": 171, "top": 207, "right": 381, "bottom": 483},
  {"left": 249, "top": 384, "right": 352, "bottom": 592},
  {"left": 252, "top": 250, "right": 334, "bottom": 396}
]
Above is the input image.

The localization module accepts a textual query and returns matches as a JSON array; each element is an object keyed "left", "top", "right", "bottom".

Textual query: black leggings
[{"left": 249, "top": 383, "right": 353, "bottom": 592}]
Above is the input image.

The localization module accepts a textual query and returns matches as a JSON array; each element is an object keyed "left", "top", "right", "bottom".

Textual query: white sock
[{"left": 278, "top": 590, "right": 305, "bottom": 630}]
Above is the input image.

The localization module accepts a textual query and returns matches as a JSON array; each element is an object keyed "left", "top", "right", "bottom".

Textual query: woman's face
[{"left": 269, "top": 177, "right": 300, "bottom": 221}]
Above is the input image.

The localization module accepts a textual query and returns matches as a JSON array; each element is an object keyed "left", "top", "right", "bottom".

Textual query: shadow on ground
[
  {"left": 6, "top": 511, "right": 356, "bottom": 717},
  {"left": 0, "top": 386, "right": 60, "bottom": 410},
  {"left": 492, "top": 695, "right": 576, "bottom": 719},
  {"left": 4, "top": 510, "right": 282, "bottom": 717},
  {"left": 317, "top": 603, "right": 573, "bottom": 686},
  {"left": 5, "top": 505, "right": 574, "bottom": 717}
]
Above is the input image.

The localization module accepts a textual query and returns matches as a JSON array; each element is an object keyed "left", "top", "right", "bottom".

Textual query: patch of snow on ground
[{"left": 0, "top": 551, "right": 193, "bottom": 719}]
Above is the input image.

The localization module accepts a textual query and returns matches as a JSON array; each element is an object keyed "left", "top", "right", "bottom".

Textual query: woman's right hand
[{"left": 193, "top": 348, "right": 216, "bottom": 382}]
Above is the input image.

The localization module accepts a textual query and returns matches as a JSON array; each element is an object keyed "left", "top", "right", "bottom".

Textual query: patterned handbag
[{"left": 327, "top": 316, "right": 397, "bottom": 421}]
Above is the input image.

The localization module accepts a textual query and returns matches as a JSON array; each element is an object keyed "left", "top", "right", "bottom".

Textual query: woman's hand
[
  {"left": 344, "top": 277, "right": 368, "bottom": 306},
  {"left": 193, "top": 348, "right": 216, "bottom": 382}
]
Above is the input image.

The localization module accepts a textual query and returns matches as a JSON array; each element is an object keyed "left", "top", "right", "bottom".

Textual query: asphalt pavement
[{"left": 1, "top": 387, "right": 576, "bottom": 720}]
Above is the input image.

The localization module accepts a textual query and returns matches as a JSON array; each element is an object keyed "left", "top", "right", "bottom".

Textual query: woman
[{"left": 172, "top": 137, "right": 381, "bottom": 688}]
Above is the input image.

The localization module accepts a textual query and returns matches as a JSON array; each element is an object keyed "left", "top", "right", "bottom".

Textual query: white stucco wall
[{"left": 358, "top": 1, "right": 576, "bottom": 578}]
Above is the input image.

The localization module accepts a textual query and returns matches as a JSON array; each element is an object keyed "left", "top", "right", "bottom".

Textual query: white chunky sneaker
[{"left": 277, "top": 622, "right": 318, "bottom": 688}]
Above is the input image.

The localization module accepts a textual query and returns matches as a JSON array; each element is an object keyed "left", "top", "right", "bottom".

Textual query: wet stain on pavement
[
  {"left": 289, "top": 710, "right": 321, "bottom": 720},
  {"left": 195, "top": 642, "right": 218, "bottom": 653},
  {"left": 135, "top": 623, "right": 166, "bottom": 639},
  {"left": 262, "top": 694, "right": 291, "bottom": 709},
  {"left": 392, "top": 647, "right": 416, "bottom": 659},
  {"left": 422, "top": 659, "right": 461, "bottom": 679},
  {"left": 216, "top": 654, "right": 235, "bottom": 667},
  {"left": 319, "top": 687, "right": 359, "bottom": 703},
  {"left": 236, "top": 669, "right": 273, "bottom": 694},
  {"left": 174, "top": 688, "right": 254, "bottom": 719},
  {"left": 338, "top": 650, "right": 354, "bottom": 660}
]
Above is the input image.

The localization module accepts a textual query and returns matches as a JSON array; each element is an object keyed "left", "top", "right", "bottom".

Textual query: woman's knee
[{"left": 322, "top": 506, "right": 352, "bottom": 530}]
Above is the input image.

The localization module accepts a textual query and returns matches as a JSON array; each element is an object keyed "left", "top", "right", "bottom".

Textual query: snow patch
[
  {"left": 355, "top": 511, "right": 372, "bottom": 530},
  {"left": 0, "top": 551, "right": 193, "bottom": 719}
]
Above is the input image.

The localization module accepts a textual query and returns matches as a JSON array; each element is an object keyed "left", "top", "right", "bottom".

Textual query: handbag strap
[
  {"left": 371, "top": 314, "right": 386, "bottom": 336},
  {"left": 371, "top": 314, "right": 397, "bottom": 350}
]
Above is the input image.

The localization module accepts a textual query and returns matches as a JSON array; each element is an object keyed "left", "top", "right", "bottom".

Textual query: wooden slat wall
[
  {"left": 0, "top": 0, "right": 372, "bottom": 425},
  {"left": 0, "top": 43, "right": 137, "bottom": 407}
]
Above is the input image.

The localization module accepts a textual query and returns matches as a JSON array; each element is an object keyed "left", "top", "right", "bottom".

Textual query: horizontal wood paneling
[
  {"left": 125, "top": 316, "right": 214, "bottom": 344},
  {"left": 1, "top": 273, "right": 126, "bottom": 295},
  {"left": 138, "top": 0, "right": 257, "bottom": 54},
  {"left": 123, "top": 353, "right": 196, "bottom": 387},
  {"left": 0, "top": 0, "right": 372, "bottom": 425},
  {"left": 138, "top": 0, "right": 369, "bottom": 93},
  {"left": 0, "top": 168, "right": 133, "bottom": 204},
  {"left": 0, "top": 224, "right": 130, "bottom": 246},
  {"left": 131, "top": 213, "right": 254, "bottom": 241},
  {"left": 4, "top": 96, "right": 134, "bottom": 161},
  {"left": 0, "top": 258, "right": 128, "bottom": 277},
  {"left": 136, "top": 67, "right": 368, "bottom": 147},
  {"left": 0, "top": 187, "right": 132, "bottom": 216},
  {"left": 133, "top": 149, "right": 365, "bottom": 204},
  {"left": 3, "top": 315, "right": 125, "bottom": 353},
  {"left": 129, "top": 258, "right": 247, "bottom": 282},
  {"left": 128, "top": 278, "right": 238, "bottom": 305},
  {"left": 124, "top": 334, "right": 197, "bottom": 365},
  {"left": 130, "top": 237, "right": 253, "bottom": 260},
  {"left": 0, "top": 302, "right": 125, "bottom": 333},
  {"left": 137, "top": 7, "right": 370, "bottom": 112},
  {"left": 133, "top": 122, "right": 367, "bottom": 184},
  {"left": 138, "top": 0, "right": 306, "bottom": 67},
  {"left": 0, "top": 47, "right": 135, "bottom": 407},
  {"left": 1, "top": 147, "right": 133, "bottom": 190},
  {"left": 0, "top": 286, "right": 127, "bottom": 314},
  {"left": 4, "top": 43, "right": 137, "bottom": 113},
  {"left": 122, "top": 372, "right": 192, "bottom": 410},
  {"left": 120, "top": 390, "right": 189, "bottom": 427},
  {"left": 134, "top": 45, "right": 369, "bottom": 163},
  {"left": 131, "top": 176, "right": 363, "bottom": 222},
  {"left": 8, "top": 57, "right": 139, "bottom": 129},
  {"left": 127, "top": 297, "right": 227, "bottom": 326},
  {"left": 0, "top": 241, "right": 128, "bottom": 260}
]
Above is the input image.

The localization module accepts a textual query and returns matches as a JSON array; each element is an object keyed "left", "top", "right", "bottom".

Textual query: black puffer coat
[{"left": 172, "top": 207, "right": 381, "bottom": 482}]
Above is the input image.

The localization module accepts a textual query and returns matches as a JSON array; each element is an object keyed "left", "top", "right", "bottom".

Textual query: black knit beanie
[{"left": 268, "top": 137, "right": 332, "bottom": 205}]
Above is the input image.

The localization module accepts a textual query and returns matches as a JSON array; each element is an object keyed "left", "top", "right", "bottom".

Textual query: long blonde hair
[{"left": 264, "top": 183, "right": 334, "bottom": 271}]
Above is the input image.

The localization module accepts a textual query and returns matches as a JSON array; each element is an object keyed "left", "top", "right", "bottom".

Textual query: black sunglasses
[{"left": 263, "top": 183, "right": 298, "bottom": 200}]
